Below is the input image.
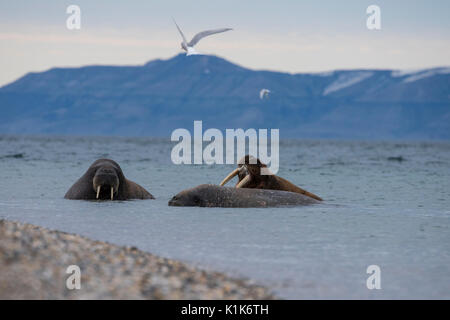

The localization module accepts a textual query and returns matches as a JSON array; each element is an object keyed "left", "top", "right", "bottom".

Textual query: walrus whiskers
[{"left": 96, "top": 186, "right": 101, "bottom": 199}]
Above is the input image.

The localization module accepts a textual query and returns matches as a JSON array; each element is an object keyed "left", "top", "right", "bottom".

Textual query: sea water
[{"left": 0, "top": 135, "right": 449, "bottom": 299}]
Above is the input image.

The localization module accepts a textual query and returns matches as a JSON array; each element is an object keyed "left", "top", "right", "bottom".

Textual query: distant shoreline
[
  {"left": 1, "top": 54, "right": 449, "bottom": 140},
  {"left": 0, "top": 219, "right": 275, "bottom": 300}
]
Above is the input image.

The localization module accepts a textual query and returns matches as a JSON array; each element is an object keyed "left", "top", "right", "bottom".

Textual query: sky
[{"left": 1, "top": 0, "right": 449, "bottom": 86}]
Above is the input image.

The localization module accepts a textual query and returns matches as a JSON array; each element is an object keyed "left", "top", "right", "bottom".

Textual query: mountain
[{"left": 0, "top": 54, "right": 449, "bottom": 139}]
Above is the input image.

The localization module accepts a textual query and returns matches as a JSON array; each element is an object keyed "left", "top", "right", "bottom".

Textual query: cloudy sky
[{"left": 1, "top": 0, "right": 449, "bottom": 86}]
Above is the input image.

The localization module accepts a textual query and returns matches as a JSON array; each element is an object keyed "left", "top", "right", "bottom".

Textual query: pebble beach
[{"left": 0, "top": 219, "right": 275, "bottom": 300}]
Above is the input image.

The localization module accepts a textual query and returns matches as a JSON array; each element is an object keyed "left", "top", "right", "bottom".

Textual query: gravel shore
[{"left": 0, "top": 219, "right": 275, "bottom": 299}]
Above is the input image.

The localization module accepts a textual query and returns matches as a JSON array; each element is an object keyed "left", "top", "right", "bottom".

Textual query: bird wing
[
  {"left": 259, "top": 90, "right": 265, "bottom": 99},
  {"left": 188, "top": 28, "right": 232, "bottom": 47},
  {"left": 259, "top": 89, "right": 270, "bottom": 99},
  {"left": 173, "top": 18, "right": 188, "bottom": 47}
]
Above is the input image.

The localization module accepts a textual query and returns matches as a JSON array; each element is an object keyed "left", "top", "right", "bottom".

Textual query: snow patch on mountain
[
  {"left": 323, "top": 72, "right": 373, "bottom": 95},
  {"left": 391, "top": 67, "right": 450, "bottom": 83}
]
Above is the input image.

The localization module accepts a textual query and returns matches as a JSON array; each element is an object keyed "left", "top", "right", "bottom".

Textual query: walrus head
[
  {"left": 169, "top": 185, "right": 212, "bottom": 207},
  {"left": 220, "top": 155, "right": 269, "bottom": 189},
  {"left": 90, "top": 160, "right": 122, "bottom": 200}
]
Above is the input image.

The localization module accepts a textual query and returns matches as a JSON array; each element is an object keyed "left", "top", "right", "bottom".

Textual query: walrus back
[
  {"left": 275, "top": 176, "right": 323, "bottom": 201},
  {"left": 125, "top": 180, "right": 155, "bottom": 200},
  {"left": 64, "top": 175, "right": 94, "bottom": 200},
  {"left": 169, "top": 184, "right": 320, "bottom": 208},
  {"left": 223, "top": 186, "right": 320, "bottom": 207}
]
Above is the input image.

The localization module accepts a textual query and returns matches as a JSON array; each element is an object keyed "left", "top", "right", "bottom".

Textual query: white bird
[
  {"left": 259, "top": 89, "right": 271, "bottom": 100},
  {"left": 173, "top": 19, "right": 232, "bottom": 56}
]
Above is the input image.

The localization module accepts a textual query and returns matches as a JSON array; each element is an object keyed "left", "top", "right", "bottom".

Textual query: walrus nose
[{"left": 168, "top": 196, "right": 181, "bottom": 206}]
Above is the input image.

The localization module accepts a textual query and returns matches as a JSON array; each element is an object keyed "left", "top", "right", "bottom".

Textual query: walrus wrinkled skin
[
  {"left": 168, "top": 184, "right": 319, "bottom": 208},
  {"left": 64, "top": 159, "right": 154, "bottom": 201},
  {"left": 220, "top": 155, "right": 323, "bottom": 201}
]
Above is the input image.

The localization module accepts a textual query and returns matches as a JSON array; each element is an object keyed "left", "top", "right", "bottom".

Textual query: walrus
[
  {"left": 64, "top": 159, "right": 154, "bottom": 200},
  {"left": 168, "top": 184, "right": 319, "bottom": 208},
  {"left": 220, "top": 155, "right": 323, "bottom": 201}
]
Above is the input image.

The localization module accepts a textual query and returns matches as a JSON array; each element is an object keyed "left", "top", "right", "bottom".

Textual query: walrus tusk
[
  {"left": 236, "top": 174, "right": 251, "bottom": 188},
  {"left": 96, "top": 186, "right": 101, "bottom": 199},
  {"left": 111, "top": 187, "right": 114, "bottom": 201},
  {"left": 219, "top": 168, "right": 240, "bottom": 186}
]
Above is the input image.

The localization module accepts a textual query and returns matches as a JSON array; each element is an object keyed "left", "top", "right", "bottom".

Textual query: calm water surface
[{"left": 0, "top": 135, "right": 449, "bottom": 299}]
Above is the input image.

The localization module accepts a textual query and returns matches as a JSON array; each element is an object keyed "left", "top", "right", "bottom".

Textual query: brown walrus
[
  {"left": 64, "top": 159, "right": 154, "bottom": 200},
  {"left": 220, "top": 155, "right": 322, "bottom": 201}
]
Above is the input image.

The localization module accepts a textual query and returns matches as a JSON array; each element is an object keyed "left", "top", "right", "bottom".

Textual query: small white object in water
[
  {"left": 173, "top": 18, "right": 233, "bottom": 56},
  {"left": 259, "top": 89, "right": 271, "bottom": 100}
]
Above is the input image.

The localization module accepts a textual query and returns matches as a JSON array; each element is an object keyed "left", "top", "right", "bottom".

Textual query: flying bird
[
  {"left": 173, "top": 19, "right": 232, "bottom": 56},
  {"left": 259, "top": 89, "right": 271, "bottom": 100}
]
